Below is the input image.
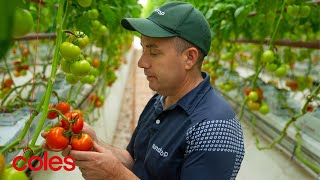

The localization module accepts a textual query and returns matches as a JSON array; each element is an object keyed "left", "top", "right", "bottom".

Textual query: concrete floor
[{"left": 112, "top": 48, "right": 316, "bottom": 180}]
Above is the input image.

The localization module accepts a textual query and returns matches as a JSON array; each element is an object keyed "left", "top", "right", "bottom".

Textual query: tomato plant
[
  {"left": 45, "top": 127, "right": 70, "bottom": 151},
  {"left": 71, "top": 133, "right": 93, "bottom": 151}
]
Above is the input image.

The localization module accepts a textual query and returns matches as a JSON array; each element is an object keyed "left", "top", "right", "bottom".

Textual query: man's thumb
[{"left": 93, "top": 141, "right": 106, "bottom": 153}]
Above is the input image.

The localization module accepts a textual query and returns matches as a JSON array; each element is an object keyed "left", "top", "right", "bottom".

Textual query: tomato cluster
[
  {"left": 0, "top": 78, "right": 14, "bottom": 99},
  {"left": 59, "top": 31, "right": 99, "bottom": 85},
  {"left": 46, "top": 110, "right": 93, "bottom": 151},
  {"left": 89, "top": 93, "right": 104, "bottom": 108},
  {"left": 245, "top": 87, "right": 270, "bottom": 115},
  {"left": 262, "top": 50, "right": 288, "bottom": 78}
]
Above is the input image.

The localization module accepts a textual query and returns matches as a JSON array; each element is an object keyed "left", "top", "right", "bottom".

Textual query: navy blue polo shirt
[{"left": 127, "top": 72, "right": 245, "bottom": 180}]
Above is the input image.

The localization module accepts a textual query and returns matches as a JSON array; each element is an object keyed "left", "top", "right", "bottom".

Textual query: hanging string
[{"left": 27, "top": 0, "right": 43, "bottom": 148}]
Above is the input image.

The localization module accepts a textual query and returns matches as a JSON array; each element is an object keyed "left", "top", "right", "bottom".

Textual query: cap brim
[{"left": 121, "top": 18, "right": 176, "bottom": 37}]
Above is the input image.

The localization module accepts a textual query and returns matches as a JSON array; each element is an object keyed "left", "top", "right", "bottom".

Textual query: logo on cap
[{"left": 154, "top": 8, "right": 165, "bottom": 15}]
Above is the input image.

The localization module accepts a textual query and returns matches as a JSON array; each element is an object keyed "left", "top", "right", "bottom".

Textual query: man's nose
[{"left": 137, "top": 54, "right": 150, "bottom": 69}]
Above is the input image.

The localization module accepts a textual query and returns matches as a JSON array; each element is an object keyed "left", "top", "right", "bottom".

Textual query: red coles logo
[{"left": 12, "top": 151, "right": 75, "bottom": 171}]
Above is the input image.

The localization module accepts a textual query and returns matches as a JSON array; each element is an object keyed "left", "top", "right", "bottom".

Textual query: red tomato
[
  {"left": 71, "top": 133, "right": 93, "bottom": 151},
  {"left": 61, "top": 112, "right": 84, "bottom": 134},
  {"left": 47, "top": 104, "right": 58, "bottom": 119},
  {"left": 244, "top": 87, "right": 251, "bottom": 96},
  {"left": 46, "top": 127, "right": 70, "bottom": 151},
  {"left": 3, "top": 78, "right": 14, "bottom": 88},
  {"left": 56, "top": 102, "right": 70, "bottom": 115}
]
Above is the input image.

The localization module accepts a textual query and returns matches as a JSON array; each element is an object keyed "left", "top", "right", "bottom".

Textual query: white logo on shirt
[
  {"left": 152, "top": 144, "right": 168, "bottom": 157},
  {"left": 154, "top": 8, "right": 165, "bottom": 15}
]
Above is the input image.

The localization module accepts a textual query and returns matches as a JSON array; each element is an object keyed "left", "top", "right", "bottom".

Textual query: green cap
[{"left": 121, "top": 2, "right": 211, "bottom": 55}]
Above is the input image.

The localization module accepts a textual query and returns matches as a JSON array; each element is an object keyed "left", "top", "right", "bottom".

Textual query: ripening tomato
[
  {"left": 61, "top": 112, "right": 84, "bottom": 134},
  {"left": 247, "top": 100, "right": 260, "bottom": 110},
  {"left": 60, "top": 42, "right": 81, "bottom": 61},
  {"left": 3, "top": 78, "right": 14, "bottom": 88},
  {"left": 46, "top": 127, "right": 70, "bottom": 151},
  {"left": 12, "top": 8, "right": 34, "bottom": 37},
  {"left": 72, "top": 109, "right": 84, "bottom": 117},
  {"left": 56, "top": 102, "right": 70, "bottom": 115},
  {"left": 91, "top": 57, "right": 100, "bottom": 68},
  {"left": 306, "top": 105, "right": 314, "bottom": 112},
  {"left": 1, "top": 167, "right": 28, "bottom": 180},
  {"left": 71, "top": 133, "right": 93, "bottom": 151},
  {"left": 47, "top": 104, "right": 58, "bottom": 119}
]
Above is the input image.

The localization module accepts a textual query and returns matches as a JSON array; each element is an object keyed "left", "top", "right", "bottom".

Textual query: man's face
[{"left": 138, "top": 35, "right": 187, "bottom": 96}]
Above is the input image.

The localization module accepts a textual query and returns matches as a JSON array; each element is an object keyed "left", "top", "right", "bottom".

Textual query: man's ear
[{"left": 184, "top": 47, "right": 199, "bottom": 70}]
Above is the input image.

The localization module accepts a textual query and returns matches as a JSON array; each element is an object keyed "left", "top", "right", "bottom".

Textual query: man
[{"left": 43, "top": 2, "right": 245, "bottom": 179}]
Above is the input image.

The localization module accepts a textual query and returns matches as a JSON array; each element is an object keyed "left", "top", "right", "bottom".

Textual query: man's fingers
[
  {"left": 70, "top": 150, "right": 96, "bottom": 161},
  {"left": 62, "top": 145, "right": 72, "bottom": 157}
]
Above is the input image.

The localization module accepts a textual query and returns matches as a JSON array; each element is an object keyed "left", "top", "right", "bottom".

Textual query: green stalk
[
  {"left": 294, "top": 125, "right": 320, "bottom": 173},
  {"left": 14, "top": 0, "right": 66, "bottom": 168},
  {"left": 269, "top": 0, "right": 286, "bottom": 49},
  {"left": 257, "top": 83, "right": 320, "bottom": 150},
  {"left": 28, "top": 0, "right": 65, "bottom": 148}
]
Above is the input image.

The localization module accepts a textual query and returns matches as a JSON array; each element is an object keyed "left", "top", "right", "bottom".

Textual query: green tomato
[
  {"left": 80, "top": 75, "right": 96, "bottom": 84},
  {"left": 275, "top": 64, "right": 287, "bottom": 77},
  {"left": 259, "top": 104, "right": 270, "bottom": 114},
  {"left": 59, "top": 42, "right": 81, "bottom": 61},
  {"left": 300, "top": 5, "right": 311, "bottom": 18},
  {"left": 70, "top": 60, "right": 91, "bottom": 76},
  {"left": 88, "top": 9, "right": 99, "bottom": 19},
  {"left": 248, "top": 91, "right": 259, "bottom": 101},
  {"left": 2, "top": 167, "right": 28, "bottom": 180},
  {"left": 65, "top": 74, "right": 79, "bottom": 84},
  {"left": 60, "top": 58, "right": 72, "bottom": 73},
  {"left": 261, "top": 50, "right": 274, "bottom": 63},
  {"left": 77, "top": 0, "right": 92, "bottom": 7},
  {"left": 266, "top": 63, "right": 278, "bottom": 72},
  {"left": 98, "top": 25, "right": 107, "bottom": 34},
  {"left": 91, "top": 20, "right": 101, "bottom": 29},
  {"left": 12, "top": 8, "right": 34, "bottom": 37},
  {"left": 287, "top": 5, "right": 299, "bottom": 17},
  {"left": 89, "top": 68, "right": 100, "bottom": 77},
  {"left": 68, "top": 31, "right": 89, "bottom": 49}
]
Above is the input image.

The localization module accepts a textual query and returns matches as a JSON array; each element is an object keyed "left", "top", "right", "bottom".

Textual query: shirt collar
[{"left": 154, "top": 71, "right": 212, "bottom": 115}]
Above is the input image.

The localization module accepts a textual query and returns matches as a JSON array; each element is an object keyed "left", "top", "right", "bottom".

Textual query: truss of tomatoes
[{"left": 45, "top": 111, "right": 93, "bottom": 151}]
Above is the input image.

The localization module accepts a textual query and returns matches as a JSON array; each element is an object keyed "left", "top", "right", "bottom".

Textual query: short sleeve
[{"left": 181, "top": 117, "right": 245, "bottom": 180}]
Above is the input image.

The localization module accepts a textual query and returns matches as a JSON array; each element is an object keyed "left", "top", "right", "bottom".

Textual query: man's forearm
[{"left": 97, "top": 138, "right": 134, "bottom": 169}]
